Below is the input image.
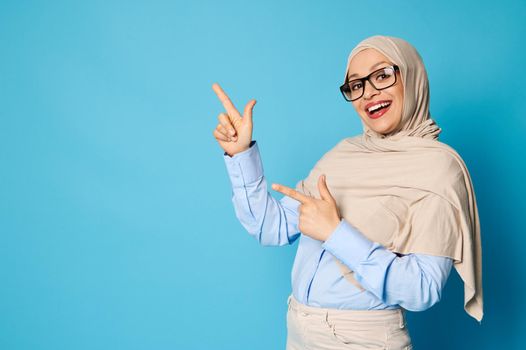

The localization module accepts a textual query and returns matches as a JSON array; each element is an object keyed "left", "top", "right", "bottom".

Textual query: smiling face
[{"left": 347, "top": 48, "right": 404, "bottom": 135}]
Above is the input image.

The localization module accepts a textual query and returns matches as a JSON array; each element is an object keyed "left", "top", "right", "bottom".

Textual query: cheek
[
  {"left": 395, "top": 86, "right": 404, "bottom": 110},
  {"left": 392, "top": 100, "right": 404, "bottom": 126},
  {"left": 352, "top": 103, "right": 366, "bottom": 118},
  {"left": 390, "top": 88, "right": 404, "bottom": 119}
]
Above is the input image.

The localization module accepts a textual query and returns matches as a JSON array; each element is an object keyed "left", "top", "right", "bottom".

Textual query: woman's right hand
[{"left": 212, "top": 82, "right": 257, "bottom": 157}]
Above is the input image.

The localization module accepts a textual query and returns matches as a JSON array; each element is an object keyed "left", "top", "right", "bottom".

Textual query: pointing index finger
[
  {"left": 212, "top": 83, "right": 241, "bottom": 119},
  {"left": 271, "top": 183, "right": 311, "bottom": 203}
]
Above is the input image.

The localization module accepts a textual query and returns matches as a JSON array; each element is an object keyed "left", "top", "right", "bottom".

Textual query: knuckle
[
  {"left": 214, "top": 129, "right": 227, "bottom": 140},
  {"left": 232, "top": 119, "right": 242, "bottom": 128},
  {"left": 220, "top": 125, "right": 231, "bottom": 135},
  {"left": 223, "top": 121, "right": 234, "bottom": 130}
]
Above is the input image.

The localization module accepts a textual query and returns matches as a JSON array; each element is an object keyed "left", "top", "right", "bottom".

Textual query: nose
[{"left": 362, "top": 80, "right": 379, "bottom": 100}]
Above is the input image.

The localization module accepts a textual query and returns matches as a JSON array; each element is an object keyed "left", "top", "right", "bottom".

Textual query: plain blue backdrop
[{"left": 1, "top": 0, "right": 525, "bottom": 349}]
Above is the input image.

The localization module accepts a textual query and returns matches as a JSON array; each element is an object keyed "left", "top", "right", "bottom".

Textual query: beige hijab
[{"left": 294, "top": 35, "right": 483, "bottom": 322}]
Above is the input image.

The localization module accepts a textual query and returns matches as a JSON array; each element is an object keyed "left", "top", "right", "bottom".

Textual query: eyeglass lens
[{"left": 343, "top": 67, "right": 396, "bottom": 101}]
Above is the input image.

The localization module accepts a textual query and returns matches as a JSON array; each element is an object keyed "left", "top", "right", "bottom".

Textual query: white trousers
[{"left": 286, "top": 294, "right": 413, "bottom": 350}]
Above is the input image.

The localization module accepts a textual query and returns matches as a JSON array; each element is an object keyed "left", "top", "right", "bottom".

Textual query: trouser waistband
[{"left": 287, "top": 294, "right": 406, "bottom": 328}]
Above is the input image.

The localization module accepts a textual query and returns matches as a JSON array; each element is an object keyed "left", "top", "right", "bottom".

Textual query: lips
[{"left": 365, "top": 100, "right": 392, "bottom": 119}]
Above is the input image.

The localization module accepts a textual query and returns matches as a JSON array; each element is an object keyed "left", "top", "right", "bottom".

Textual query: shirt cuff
[
  {"left": 223, "top": 140, "right": 263, "bottom": 187},
  {"left": 322, "top": 219, "right": 376, "bottom": 270}
]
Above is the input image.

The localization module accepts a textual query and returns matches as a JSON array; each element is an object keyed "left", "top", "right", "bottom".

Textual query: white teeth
[{"left": 367, "top": 102, "right": 391, "bottom": 113}]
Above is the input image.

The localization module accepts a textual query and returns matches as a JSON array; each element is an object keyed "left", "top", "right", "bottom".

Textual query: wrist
[
  {"left": 226, "top": 141, "right": 254, "bottom": 157},
  {"left": 226, "top": 146, "right": 249, "bottom": 158},
  {"left": 324, "top": 217, "right": 343, "bottom": 241}
]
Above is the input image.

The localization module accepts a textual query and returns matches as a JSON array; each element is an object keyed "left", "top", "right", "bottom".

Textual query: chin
[
  {"left": 362, "top": 112, "right": 401, "bottom": 135},
  {"left": 372, "top": 127, "right": 394, "bottom": 135},
  {"left": 361, "top": 118, "right": 394, "bottom": 135}
]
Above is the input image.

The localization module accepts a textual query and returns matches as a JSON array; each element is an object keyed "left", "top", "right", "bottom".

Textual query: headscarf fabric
[{"left": 295, "top": 35, "right": 483, "bottom": 322}]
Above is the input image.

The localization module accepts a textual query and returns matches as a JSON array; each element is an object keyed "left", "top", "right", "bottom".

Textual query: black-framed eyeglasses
[{"left": 339, "top": 65, "right": 400, "bottom": 102}]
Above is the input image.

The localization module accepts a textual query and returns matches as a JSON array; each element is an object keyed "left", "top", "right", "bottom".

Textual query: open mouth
[{"left": 365, "top": 100, "right": 392, "bottom": 119}]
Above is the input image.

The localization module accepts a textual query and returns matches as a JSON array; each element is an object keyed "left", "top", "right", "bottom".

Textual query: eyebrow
[{"left": 347, "top": 61, "right": 391, "bottom": 80}]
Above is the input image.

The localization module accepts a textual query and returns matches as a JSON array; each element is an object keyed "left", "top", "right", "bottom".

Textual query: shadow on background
[{"left": 407, "top": 94, "right": 525, "bottom": 349}]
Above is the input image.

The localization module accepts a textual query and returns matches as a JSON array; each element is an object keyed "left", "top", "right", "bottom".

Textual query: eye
[
  {"left": 374, "top": 68, "right": 394, "bottom": 82},
  {"left": 375, "top": 73, "right": 388, "bottom": 81},
  {"left": 350, "top": 82, "right": 362, "bottom": 91}
]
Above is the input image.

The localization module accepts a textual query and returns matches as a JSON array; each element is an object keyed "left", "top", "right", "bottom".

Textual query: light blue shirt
[{"left": 223, "top": 140, "right": 453, "bottom": 312}]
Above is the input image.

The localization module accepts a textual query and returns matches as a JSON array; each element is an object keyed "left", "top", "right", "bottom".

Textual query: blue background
[{"left": 1, "top": 0, "right": 525, "bottom": 349}]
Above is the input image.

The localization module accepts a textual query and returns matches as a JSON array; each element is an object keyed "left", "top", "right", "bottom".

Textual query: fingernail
[{"left": 230, "top": 129, "right": 236, "bottom": 135}]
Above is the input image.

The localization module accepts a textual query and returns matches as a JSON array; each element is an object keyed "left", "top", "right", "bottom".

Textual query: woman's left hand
[{"left": 272, "top": 174, "right": 342, "bottom": 241}]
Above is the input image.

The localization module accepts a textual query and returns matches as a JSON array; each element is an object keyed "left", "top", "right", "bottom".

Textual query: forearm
[
  {"left": 323, "top": 219, "right": 453, "bottom": 311},
  {"left": 224, "top": 141, "right": 300, "bottom": 246}
]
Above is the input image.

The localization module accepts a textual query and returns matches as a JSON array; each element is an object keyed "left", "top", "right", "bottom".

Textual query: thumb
[
  {"left": 318, "top": 174, "right": 335, "bottom": 203},
  {"left": 243, "top": 99, "right": 257, "bottom": 124}
]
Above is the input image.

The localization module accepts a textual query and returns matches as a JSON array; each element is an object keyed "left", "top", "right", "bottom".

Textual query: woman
[{"left": 212, "top": 35, "right": 483, "bottom": 349}]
